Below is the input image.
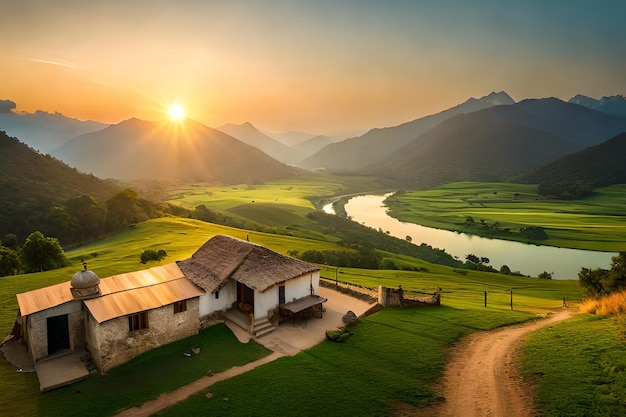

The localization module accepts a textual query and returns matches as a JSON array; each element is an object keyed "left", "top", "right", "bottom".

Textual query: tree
[
  {"left": 500, "top": 265, "right": 511, "bottom": 275},
  {"left": 601, "top": 252, "right": 626, "bottom": 294},
  {"left": 65, "top": 194, "right": 106, "bottom": 240},
  {"left": 465, "top": 254, "right": 480, "bottom": 265},
  {"left": 105, "top": 189, "right": 149, "bottom": 230},
  {"left": 538, "top": 271, "right": 553, "bottom": 280},
  {"left": 1, "top": 234, "right": 19, "bottom": 250},
  {"left": 578, "top": 267, "right": 607, "bottom": 297},
  {"left": 20, "top": 231, "right": 67, "bottom": 273},
  {"left": 579, "top": 253, "right": 626, "bottom": 297},
  {"left": 0, "top": 247, "right": 21, "bottom": 276}
]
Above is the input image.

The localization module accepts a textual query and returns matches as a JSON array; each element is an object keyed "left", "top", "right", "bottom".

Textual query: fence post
[
  {"left": 484, "top": 291, "right": 487, "bottom": 307},
  {"left": 510, "top": 290, "right": 513, "bottom": 310}
]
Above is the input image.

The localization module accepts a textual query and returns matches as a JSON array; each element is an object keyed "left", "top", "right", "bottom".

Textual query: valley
[{"left": 2, "top": 91, "right": 626, "bottom": 417}]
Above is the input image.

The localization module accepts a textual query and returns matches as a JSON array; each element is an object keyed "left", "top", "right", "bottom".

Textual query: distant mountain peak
[
  {"left": 568, "top": 94, "right": 626, "bottom": 117},
  {"left": 475, "top": 91, "right": 515, "bottom": 105}
]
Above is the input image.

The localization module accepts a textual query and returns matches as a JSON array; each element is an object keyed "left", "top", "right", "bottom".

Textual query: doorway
[
  {"left": 236, "top": 282, "right": 254, "bottom": 311},
  {"left": 47, "top": 314, "right": 70, "bottom": 355}
]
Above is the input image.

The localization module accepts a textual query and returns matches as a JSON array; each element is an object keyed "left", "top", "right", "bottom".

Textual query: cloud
[{"left": 0, "top": 99, "right": 16, "bottom": 113}]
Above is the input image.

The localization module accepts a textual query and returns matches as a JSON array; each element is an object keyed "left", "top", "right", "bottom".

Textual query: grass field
[
  {"left": 385, "top": 182, "right": 626, "bottom": 252},
  {"left": 155, "top": 306, "right": 536, "bottom": 417},
  {"left": 0, "top": 216, "right": 584, "bottom": 416},
  {"left": 168, "top": 174, "right": 387, "bottom": 211},
  {"left": 521, "top": 313, "right": 626, "bottom": 416},
  {"left": 0, "top": 324, "right": 271, "bottom": 417}
]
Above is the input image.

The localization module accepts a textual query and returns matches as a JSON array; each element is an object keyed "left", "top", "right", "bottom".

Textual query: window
[
  {"left": 128, "top": 312, "right": 149, "bottom": 332},
  {"left": 173, "top": 300, "right": 187, "bottom": 314},
  {"left": 215, "top": 291, "right": 219, "bottom": 300}
]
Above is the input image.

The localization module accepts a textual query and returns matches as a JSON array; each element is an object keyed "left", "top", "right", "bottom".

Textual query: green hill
[
  {"left": 517, "top": 132, "right": 626, "bottom": 198},
  {"left": 0, "top": 131, "right": 118, "bottom": 240}
]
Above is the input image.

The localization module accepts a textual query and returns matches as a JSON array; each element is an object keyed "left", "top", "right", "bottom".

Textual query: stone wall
[
  {"left": 27, "top": 300, "right": 84, "bottom": 362},
  {"left": 94, "top": 298, "right": 200, "bottom": 373},
  {"left": 378, "top": 285, "right": 441, "bottom": 307}
]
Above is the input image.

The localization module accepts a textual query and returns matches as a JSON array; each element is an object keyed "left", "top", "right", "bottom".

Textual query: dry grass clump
[{"left": 579, "top": 291, "right": 626, "bottom": 316}]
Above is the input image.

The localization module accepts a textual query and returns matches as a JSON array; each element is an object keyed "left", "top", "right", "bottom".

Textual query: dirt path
[
  {"left": 438, "top": 310, "right": 571, "bottom": 417},
  {"left": 114, "top": 352, "right": 283, "bottom": 417}
]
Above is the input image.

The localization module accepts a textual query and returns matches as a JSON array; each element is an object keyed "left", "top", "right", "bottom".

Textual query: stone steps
[{"left": 252, "top": 317, "right": 276, "bottom": 338}]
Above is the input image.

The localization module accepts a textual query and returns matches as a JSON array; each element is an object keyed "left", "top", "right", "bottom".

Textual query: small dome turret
[{"left": 70, "top": 263, "right": 101, "bottom": 299}]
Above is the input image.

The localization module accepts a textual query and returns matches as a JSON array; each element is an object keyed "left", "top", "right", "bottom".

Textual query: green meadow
[
  {"left": 521, "top": 314, "right": 626, "bottom": 417},
  {"left": 385, "top": 182, "right": 626, "bottom": 252}
]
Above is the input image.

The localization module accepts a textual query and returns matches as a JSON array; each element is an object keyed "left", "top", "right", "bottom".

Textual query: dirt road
[{"left": 438, "top": 310, "right": 571, "bottom": 417}]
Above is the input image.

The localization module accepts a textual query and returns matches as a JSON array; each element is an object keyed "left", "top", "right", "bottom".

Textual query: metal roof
[
  {"left": 16, "top": 263, "right": 203, "bottom": 319},
  {"left": 84, "top": 277, "right": 204, "bottom": 323}
]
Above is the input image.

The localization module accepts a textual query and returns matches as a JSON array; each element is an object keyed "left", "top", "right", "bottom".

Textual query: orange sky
[{"left": 1, "top": 1, "right": 624, "bottom": 137}]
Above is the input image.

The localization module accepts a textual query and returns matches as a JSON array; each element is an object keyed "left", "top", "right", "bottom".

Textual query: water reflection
[{"left": 335, "top": 194, "right": 614, "bottom": 280}]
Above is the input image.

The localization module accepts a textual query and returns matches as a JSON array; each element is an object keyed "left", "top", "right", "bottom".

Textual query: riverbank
[
  {"left": 384, "top": 183, "right": 626, "bottom": 253},
  {"left": 344, "top": 193, "right": 614, "bottom": 279}
]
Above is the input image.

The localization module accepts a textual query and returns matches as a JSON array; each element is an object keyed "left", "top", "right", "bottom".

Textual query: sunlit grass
[
  {"left": 521, "top": 314, "right": 626, "bottom": 417},
  {"left": 155, "top": 306, "right": 535, "bottom": 417},
  {"left": 167, "top": 174, "right": 386, "bottom": 210},
  {"left": 579, "top": 291, "right": 626, "bottom": 316}
]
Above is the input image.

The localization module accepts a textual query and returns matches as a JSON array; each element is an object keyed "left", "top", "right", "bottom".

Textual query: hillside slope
[
  {"left": 517, "top": 132, "right": 626, "bottom": 197},
  {"left": 0, "top": 130, "right": 118, "bottom": 237}
]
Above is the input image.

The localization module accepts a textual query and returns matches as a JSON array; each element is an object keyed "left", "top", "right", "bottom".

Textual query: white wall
[
  {"left": 198, "top": 279, "right": 237, "bottom": 318},
  {"left": 254, "top": 286, "right": 278, "bottom": 319},
  {"left": 254, "top": 271, "right": 321, "bottom": 319}
]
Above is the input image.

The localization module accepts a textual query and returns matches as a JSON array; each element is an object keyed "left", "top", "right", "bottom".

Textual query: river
[{"left": 325, "top": 194, "right": 615, "bottom": 279}]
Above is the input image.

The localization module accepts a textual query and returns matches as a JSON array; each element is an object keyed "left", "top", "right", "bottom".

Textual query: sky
[{"left": 1, "top": 0, "right": 625, "bottom": 137}]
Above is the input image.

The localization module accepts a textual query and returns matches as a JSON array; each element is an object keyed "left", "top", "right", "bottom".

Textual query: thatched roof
[{"left": 177, "top": 235, "right": 321, "bottom": 293}]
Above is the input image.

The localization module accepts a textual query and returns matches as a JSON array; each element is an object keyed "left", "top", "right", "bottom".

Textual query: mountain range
[
  {"left": 569, "top": 94, "right": 626, "bottom": 117},
  {"left": 362, "top": 98, "right": 626, "bottom": 186},
  {"left": 299, "top": 91, "right": 516, "bottom": 172},
  {"left": 3, "top": 90, "right": 626, "bottom": 191},
  {"left": 52, "top": 118, "right": 296, "bottom": 183},
  {"left": 0, "top": 100, "right": 106, "bottom": 152},
  {"left": 217, "top": 122, "right": 302, "bottom": 164}
]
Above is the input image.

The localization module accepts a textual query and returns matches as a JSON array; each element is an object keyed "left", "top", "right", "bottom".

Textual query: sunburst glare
[{"left": 168, "top": 103, "right": 186, "bottom": 121}]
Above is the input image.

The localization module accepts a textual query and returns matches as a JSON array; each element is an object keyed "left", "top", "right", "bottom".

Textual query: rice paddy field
[{"left": 385, "top": 182, "right": 626, "bottom": 252}]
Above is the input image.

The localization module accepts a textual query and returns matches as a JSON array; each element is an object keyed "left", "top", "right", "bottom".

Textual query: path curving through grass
[{"left": 438, "top": 310, "right": 571, "bottom": 417}]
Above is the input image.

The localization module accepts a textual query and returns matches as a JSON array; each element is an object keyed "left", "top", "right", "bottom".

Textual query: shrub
[{"left": 140, "top": 249, "right": 167, "bottom": 264}]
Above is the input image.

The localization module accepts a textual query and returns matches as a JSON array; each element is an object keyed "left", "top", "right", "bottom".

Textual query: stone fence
[{"left": 320, "top": 278, "right": 440, "bottom": 307}]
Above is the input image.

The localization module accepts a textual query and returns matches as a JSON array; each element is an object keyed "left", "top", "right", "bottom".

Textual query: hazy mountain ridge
[
  {"left": 299, "top": 91, "right": 515, "bottom": 172},
  {"left": 569, "top": 94, "right": 626, "bottom": 117},
  {"left": 293, "top": 135, "right": 337, "bottom": 157},
  {"left": 363, "top": 98, "right": 626, "bottom": 187},
  {"left": 217, "top": 122, "right": 303, "bottom": 163},
  {"left": 52, "top": 118, "right": 296, "bottom": 184},
  {"left": 0, "top": 100, "right": 107, "bottom": 152}
]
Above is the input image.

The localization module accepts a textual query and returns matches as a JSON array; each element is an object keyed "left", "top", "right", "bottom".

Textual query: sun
[{"left": 168, "top": 103, "right": 186, "bottom": 121}]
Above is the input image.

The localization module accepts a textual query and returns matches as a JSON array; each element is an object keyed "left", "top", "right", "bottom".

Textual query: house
[
  {"left": 13, "top": 234, "right": 323, "bottom": 389},
  {"left": 16, "top": 262, "right": 204, "bottom": 377},
  {"left": 177, "top": 235, "right": 323, "bottom": 335}
]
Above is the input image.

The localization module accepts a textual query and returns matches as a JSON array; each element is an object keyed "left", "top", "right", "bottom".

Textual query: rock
[{"left": 342, "top": 310, "right": 358, "bottom": 324}]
